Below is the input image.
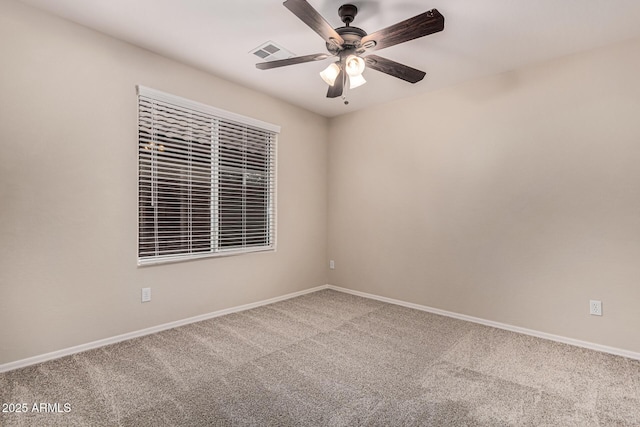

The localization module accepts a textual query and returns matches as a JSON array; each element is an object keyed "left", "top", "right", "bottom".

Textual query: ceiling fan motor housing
[
  {"left": 326, "top": 4, "right": 369, "bottom": 54},
  {"left": 327, "top": 26, "right": 367, "bottom": 53}
]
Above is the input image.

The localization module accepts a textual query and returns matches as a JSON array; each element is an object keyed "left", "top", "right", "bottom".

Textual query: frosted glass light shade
[
  {"left": 320, "top": 63, "right": 341, "bottom": 86},
  {"left": 349, "top": 73, "right": 366, "bottom": 89},
  {"left": 345, "top": 55, "right": 365, "bottom": 76}
]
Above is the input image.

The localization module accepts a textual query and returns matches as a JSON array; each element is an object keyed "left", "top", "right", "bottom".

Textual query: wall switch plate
[
  {"left": 589, "top": 300, "right": 602, "bottom": 316},
  {"left": 142, "top": 287, "right": 151, "bottom": 303},
  {"left": 329, "top": 260, "right": 335, "bottom": 270}
]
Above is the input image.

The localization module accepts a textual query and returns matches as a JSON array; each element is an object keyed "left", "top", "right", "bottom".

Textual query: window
[{"left": 137, "top": 86, "right": 278, "bottom": 265}]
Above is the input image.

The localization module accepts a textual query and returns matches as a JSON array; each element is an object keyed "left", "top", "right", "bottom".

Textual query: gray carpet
[{"left": 1, "top": 289, "right": 639, "bottom": 426}]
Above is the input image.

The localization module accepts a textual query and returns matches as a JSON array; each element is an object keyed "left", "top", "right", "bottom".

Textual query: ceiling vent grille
[{"left": 250, "top": 41, "right": 295, "bottom": 62}]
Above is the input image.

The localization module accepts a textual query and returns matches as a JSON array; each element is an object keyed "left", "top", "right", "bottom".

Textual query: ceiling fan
[{"left": 256, "top": 0, "right": 445, "bottom": 101}]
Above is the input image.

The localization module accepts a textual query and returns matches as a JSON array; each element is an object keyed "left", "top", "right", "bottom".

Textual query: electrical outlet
[
  {"left": 589, "top": 300, "right": 602, "bottom": 316},
  {"left": 329, "top": 260, "right": 335, "bottom": 270},
  {"left": 141, "top": 287, "right": 151, "bottom": 303}
]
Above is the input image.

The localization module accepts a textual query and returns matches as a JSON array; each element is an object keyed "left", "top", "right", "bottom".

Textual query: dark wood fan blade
[
  {"left": 283, "top": 0, "right": 344, "bottom": 46},
  {"left": 326, "top": 69, "right": 344, "bottom": 98},
  {"left": 364, "top": 55, "right": 426, "bottom": 83},
  {"left": 256, "top": 53, "right": 331, "bottom": 70},
  {"left": 361, "top": 9, "right": 444, "bottom": 52}
]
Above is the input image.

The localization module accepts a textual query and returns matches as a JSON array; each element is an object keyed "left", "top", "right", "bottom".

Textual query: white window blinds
[{"left": 137, "top": 86, "right": 278, "bottom": 265}]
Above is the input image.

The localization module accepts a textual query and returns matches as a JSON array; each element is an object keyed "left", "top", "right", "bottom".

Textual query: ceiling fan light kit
[{"left": 256, "top": 0, "right": 445, "bottom": 102}]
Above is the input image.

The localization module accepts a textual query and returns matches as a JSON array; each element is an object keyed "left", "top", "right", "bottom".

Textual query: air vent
[{"left": 250, "top": 41, "right": 295, "bottom": 62}]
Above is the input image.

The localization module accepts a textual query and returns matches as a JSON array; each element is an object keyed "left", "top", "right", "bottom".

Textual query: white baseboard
[
  {"left": 3, "top": 283, "right": 638, "bottom": 373},
  {"left": 326, "top": 284, "right": 640, "bottom": 361},
  {"left": 0, "top": 285, "right": 328, "bottom": 373}
]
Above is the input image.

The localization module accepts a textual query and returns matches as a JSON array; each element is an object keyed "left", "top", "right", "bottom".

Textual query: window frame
[{"left": 137, "top": 86, "right": 279, "bottom": 266}]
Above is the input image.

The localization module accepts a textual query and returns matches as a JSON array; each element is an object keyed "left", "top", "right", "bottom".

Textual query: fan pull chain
[{"left": 342, "top": 73, "right": 349, "bottom": 105}]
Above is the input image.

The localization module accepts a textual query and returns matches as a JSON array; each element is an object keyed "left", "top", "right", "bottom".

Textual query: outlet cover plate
[
  {"left": 589, "top": 300, "right": 602, "bottom": 316},
  {"left": 142, "top": 287, "right": 151, "bottom": 303}
]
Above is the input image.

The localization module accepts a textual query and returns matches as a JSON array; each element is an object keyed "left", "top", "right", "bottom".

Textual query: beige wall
[
  {"left": 0, "top": 0, "right": 328, "bottom": 364},
  {"left": 328, "top": 36, "right": 640, "bottom": 353}
]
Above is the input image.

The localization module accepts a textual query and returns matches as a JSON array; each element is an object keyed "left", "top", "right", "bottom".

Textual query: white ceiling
[{"left": 18, "top": 0, "right": 640, "bottom": 117}]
